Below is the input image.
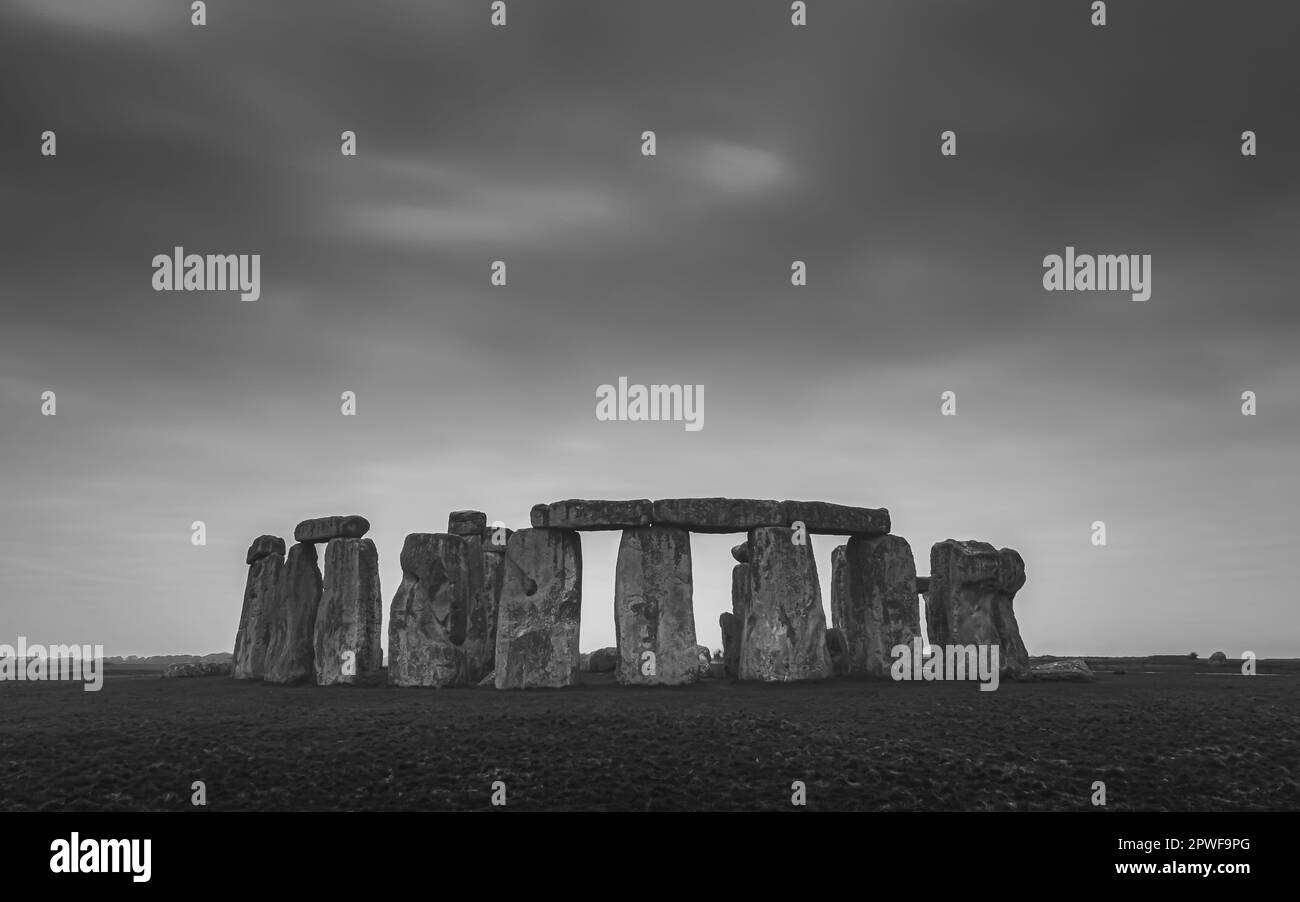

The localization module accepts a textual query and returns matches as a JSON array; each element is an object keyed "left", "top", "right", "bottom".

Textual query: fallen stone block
[{"left": 1031, "top": 658, "right": 1094, "bottom": 682}]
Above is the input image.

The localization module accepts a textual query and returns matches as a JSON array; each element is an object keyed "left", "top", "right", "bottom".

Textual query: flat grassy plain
[{"left": 2, "top": 662, "right": 1297, "bottom": 811}]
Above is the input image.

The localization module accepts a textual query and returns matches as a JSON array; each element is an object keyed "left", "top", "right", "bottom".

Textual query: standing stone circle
[
  {"left": 614, "top": 526, "right": 699, "bottom": 685},
  {"left": 494, "top": 528, "right": 583, "bottom": 689}
]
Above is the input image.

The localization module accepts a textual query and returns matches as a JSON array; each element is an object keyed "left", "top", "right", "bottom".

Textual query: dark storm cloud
[{"left": 0, "top": 0, "right": 1295, "bottom": 656}]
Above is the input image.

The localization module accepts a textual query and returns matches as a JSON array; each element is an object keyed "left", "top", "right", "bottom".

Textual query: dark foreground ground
[{"left": 2, "top": 664, "right": 1297, "bottom": 811}]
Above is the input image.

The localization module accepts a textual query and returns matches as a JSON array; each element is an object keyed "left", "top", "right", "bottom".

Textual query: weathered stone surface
[
  {"left": 461, "top": 534, "right": 503, "bottom": 684},
  {"left": 719, "top": 611, "right": 741, "bottom": 679},
  {"left": 164, "top": 661, "right": 232, "bottom": 678},
  {"left": 530, "top": 499, "right": 652, "bottom": 531},
  {"left": 740, "top": 527, "right": 832, "bottom": 681},
  {"left": 916, "top": 576, "right": 931, "bottom": 594},
  {"left": 294, "top": 515, "right": 370, "bottom": 544},
  {"left": 263, "top": 542, "right": 322, "bottom": 684},
  {"left": 779, "top": 501, "right": 890, "bottom": 536},
  {"left": 246, "top": 534, "right": 286, "bottom": 566},
  {"left": 730, "top": 542, "right": 749, "bottom": 563},
  {"left": 313, "top": 538, "right": 383, "bottom": 685},
  {"left": 233, "top": 542, "right": 284, "bottom": 680},
  {"left": 830, "top": 545, "right": 849, "bottom": 635},
  {"left": 481, "top": 526, "right": 513, "bottom": 552},
  {"left": 694, "top": 645, "right": 712, "bottom": 677},
  {"left": 614, "top": 527, "right": 699, "bottom": 685},
  {"left": 1030, "top": 658, "right": 1094, "bottom": 682},
  {"left": 731, "top": 563, "right": 751, "bottom": 623},
  {"left": 447, "top": 510, "right": 487, "bottom": 536},
  {"left": 825, "top": 628, "right": 849, "bottom": 677},
  {"left": 388, "top": 533, "right": 469, "bottom": 688},
  {"left": 839, "top": 535, "right": 921, "bottom": 677},
  {"left": 588, "top": 647, "right": 617, "bottom": 673},
  {"left": 494, "top": 528, "right": 583, "bottom": 688},
  {"left": 650, "top": 498, "right": 782, "bottom": 533},
  {"left": 477, "top": 670, "right": 496, "bottom": 687},
  {"left": 926, "top": 539, "right": 1029, "bottom": 679}
]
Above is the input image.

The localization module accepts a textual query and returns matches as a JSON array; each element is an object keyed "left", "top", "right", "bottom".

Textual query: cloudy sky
[{"left": 1, "top": 0, "right": 1296, "bottom": 659}]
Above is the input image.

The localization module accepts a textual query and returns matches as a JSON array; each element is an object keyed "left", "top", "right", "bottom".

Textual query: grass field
[{"left": 2, "top": 664, "right": 1297, "bottom": 811}]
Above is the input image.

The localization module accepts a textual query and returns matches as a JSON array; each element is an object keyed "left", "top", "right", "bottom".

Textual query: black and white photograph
[{"left": 1, "top": 0, "right": 1295, "bottom": 885}]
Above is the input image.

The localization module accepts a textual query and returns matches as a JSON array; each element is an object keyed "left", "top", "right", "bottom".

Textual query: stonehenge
[{"left": 232, "top": 499, "right": 1032, "bottom": 690}]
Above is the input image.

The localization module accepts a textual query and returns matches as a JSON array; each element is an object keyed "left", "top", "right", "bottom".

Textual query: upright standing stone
[
  {"left": 840, "top": 534, "right": 921, "bottom": 677},
  {"left": 830, "top": 545, "right": 849, "bottom": 634},
  {"left": 825, "top": 628, "right": 849, "bottom": 677},
  {"left": 263, "top": 542, "right": 322, "bottom": 684},
  {"left": 233, "top": 536, "right": 284, "bottom": 680},
  {"left": 614, "top": 527, "right": 699, "bottom": 685},
  {"left": 388, "top": 534, "right": 469, "bottom": 688},
  {"left": 313, "top": 538, "right": 382, "bottom": 685},
  {"left": 740, "top": 527, "right": 831, "bottom": 681},
  {"left": 494, "top": 528, "right": 583, "bottom": 689},
  {"left": 719, "top": 611, "right": 741, "bottom": 678},
  {"left": 461, "top": 532, "right": 503, "bottom": 685},
  {"left": 728, "top": 562, "right": 751, "bottom": 678},
  {"left": 927, "top": 539, "right": 1029, "bottom": 679}
]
